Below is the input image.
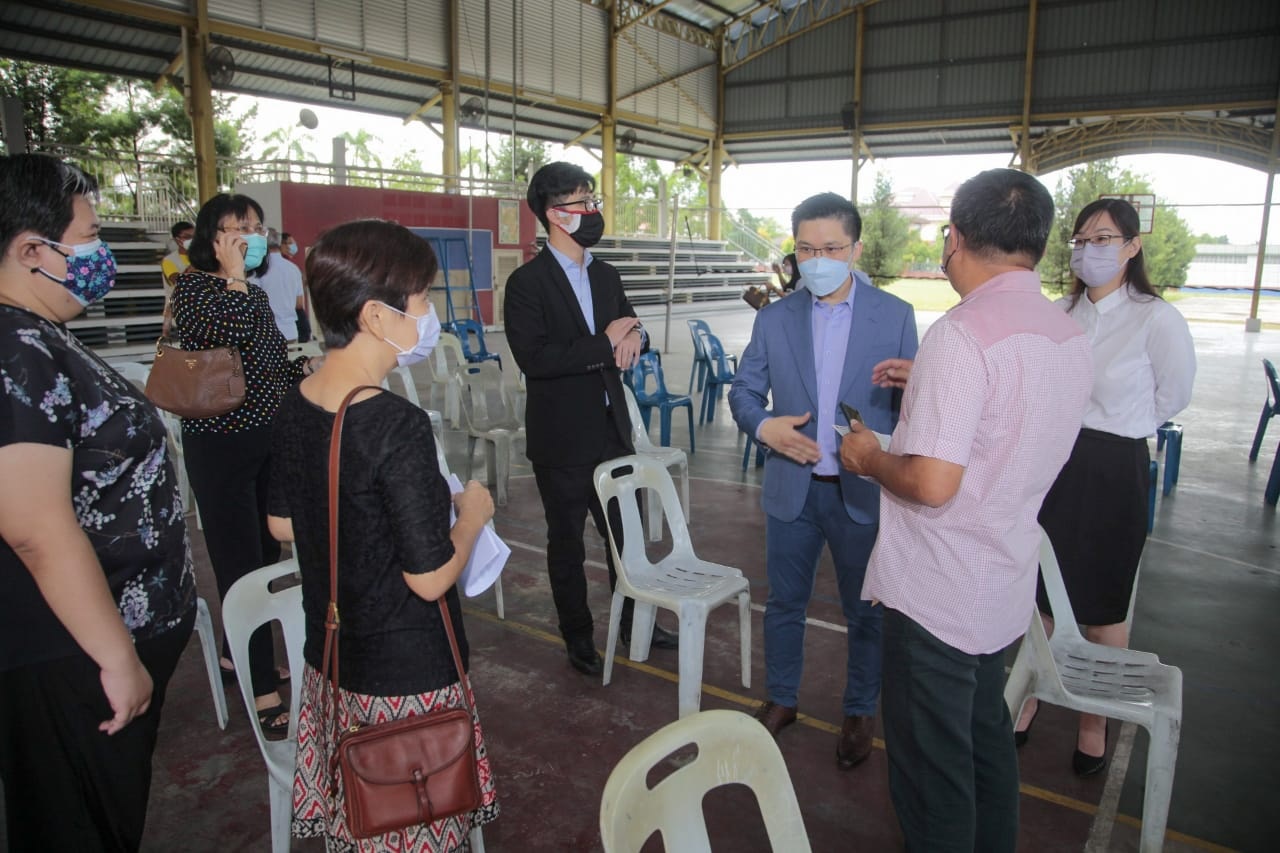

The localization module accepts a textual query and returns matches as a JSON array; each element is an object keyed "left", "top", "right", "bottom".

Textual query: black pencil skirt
[{"left": 1036, "top": 427, "right": 1150, "bottom": 626}]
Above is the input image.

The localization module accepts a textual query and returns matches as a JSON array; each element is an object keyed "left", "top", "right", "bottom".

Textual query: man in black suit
[{"left": 505, "top": 162, "right": 676, "bottom": 675}]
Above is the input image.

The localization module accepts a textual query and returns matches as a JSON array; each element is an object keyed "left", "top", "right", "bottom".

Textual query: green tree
[
  {"left": 735, "top": 208, "right": 785, "bottom": 243},
  {"left": 260, "top": 123, "right": 315, "bottom": 162},
  {"left": 0, "top": 60, "right": 111, "bottom": 151},
  {"left": 859, "top": 173, "right": 911, "bottom": 286},
  {"left": 901, "top": 232, "right": 940, "bottom": 272},
  {"left": 1042, "top": 159, "right": 1197, "bottom": 290},
  {"left": 1197, "top": 233, "right": 1229, "bottom": 244}
]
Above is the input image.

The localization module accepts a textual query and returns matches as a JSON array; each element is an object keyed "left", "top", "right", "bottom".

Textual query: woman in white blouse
[{"left": 1014, "top": 198, "right": 1196, "bottom": 775}]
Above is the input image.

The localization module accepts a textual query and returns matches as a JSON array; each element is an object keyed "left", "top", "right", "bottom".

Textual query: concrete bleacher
[{"left": 584, "top": 235, "right": 773, "bottom": 307}]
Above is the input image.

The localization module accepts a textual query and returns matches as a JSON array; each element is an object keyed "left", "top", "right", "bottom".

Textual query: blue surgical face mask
[
  {"left": 34, "top": 237, "right": 117, "bottom": 306},
  {"left": 243, "top": 233, "right": 269, "bottom": 270},
  {"left": 797, "top": 256, "right": 853, "bottom": 298},
  {"left": 379, "top": 301, "right": 441, "bottom": 367}
]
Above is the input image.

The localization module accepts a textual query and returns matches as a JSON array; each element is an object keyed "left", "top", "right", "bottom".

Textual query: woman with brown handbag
[
  {"left": 266, "top": 219, "right": 499, "bottom": 851},
  {"left": 172, "top": 193, "right": 318, "bottom": 739}
]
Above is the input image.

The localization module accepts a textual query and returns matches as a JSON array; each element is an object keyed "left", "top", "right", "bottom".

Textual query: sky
[{"left": 245, "top": 96, "right": 1274, "bottom": 245}]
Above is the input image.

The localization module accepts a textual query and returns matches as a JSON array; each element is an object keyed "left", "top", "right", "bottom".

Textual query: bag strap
[{"left": 319, "top": 385, "right": 474, "bottom": 729}]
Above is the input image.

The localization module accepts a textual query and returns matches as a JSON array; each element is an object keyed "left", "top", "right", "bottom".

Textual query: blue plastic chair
[
  {"left": 447, "top": 319, "right": 502, "bottom": 370},
  {"left": 1248, "top": 358, "right": 1278, "bottom": 462},
  {"left": 741, "top": 432, "right": 766, "bottom": 470},
  {"left": 1156, "top": 421, "right": 1183, "bottom": 496},
  {"left": 699, "top": 333, "right": 736, "bottom": 425},
  {"left": 631, "top": 352, "right": 695, "bottom": 452},
  {"left": 686, "top": 319, "right": 712, "bottom": 393},
  {"left": 1147, "top": 459, "right": 1159, "bottom": 533}
]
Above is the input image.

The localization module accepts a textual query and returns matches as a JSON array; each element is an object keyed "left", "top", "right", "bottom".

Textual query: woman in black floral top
[
  {"left": 172, "top": 193, "right": 318, "bottom": 739},
  {"left": 0, "top": 154, "right": 196, "bottom": 849}
]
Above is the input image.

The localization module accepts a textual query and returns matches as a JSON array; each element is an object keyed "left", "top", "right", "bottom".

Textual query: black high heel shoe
[
  {"left": 1013, "top": 701, "right": 1040, "bottom": 748},
  {"left": 1072, "top": 722, "right": 1110, "bottom": 777}
]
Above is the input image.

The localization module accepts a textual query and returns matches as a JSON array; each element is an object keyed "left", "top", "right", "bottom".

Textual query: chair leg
[
  {"left": 742, "top": 434, "right": 754, "bottom": 471},
  {"left": 1002, "top": 642, "right": 1035, "bottom": 720},
  {"left": 269, "top": 776, "right": 292, "bottom": 853},
  {"left": 464, "top": 436, "right": 478, "bottom": 481},
  {"left": 195, "top": 597, "right": 228, "bottom": 730},
  {"left": 678, "top": 461, "right": 690, "bottom": 526},
  {"left": 646, "top": 487, "right": 662, "bottom": 542},
  {"left": 737, "top": 590, "right": 751, "bottom": 690},
  {"left": 675, "top": 607, "right": 707, "bottom": 718},
  {"left": 492, "top": 574, "right": 505, "bottom": 620},
  {"left": 660, "top": 410, "right": 672, "bottom": 447},
  {"left": 1248, "top": 405, "right": 1272, "bottom": 462},
  {"left": 1163, "top": 430, "right": 1181, "bottom": 496},
  {"left": 685, "top": 405, "right": 695, "bottom": 454},
  {"left": 602, "top": 592, "right": 626, "bottom": 687},
  {"left": 629, "top": 602, "right": 657, "bottom": 663},
  {"left": 493, "top": 437, "right": 511, "bottom": 507},
  {"left": 1266, "top": 449, "right": 1280, "bottom": 506},
  {"left": 1147, "top": 460, "right": 1158, "bottom": 533},
  {"left": 1139, "top": 714, "right": 1181, "bottom": 853},
  {"left": 469, "top": 825, "right": 486, "bottom": 853}
]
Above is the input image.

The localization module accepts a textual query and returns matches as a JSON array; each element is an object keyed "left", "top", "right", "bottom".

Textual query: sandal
[
  {"left": 256, "top": 704, "right": 290, "bottom": 741},
  {"left": 219, "top": 660, "right": 237, "bottom": 686}
]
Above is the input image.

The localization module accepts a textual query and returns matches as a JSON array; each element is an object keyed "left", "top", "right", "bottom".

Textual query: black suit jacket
[{"left": 504, "top": 247, "right": 638, "bottom": 468}]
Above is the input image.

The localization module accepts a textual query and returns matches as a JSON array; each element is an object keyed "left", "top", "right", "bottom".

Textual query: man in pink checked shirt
[{"left": 840, "top": 168, "right": 1093, "bottom": 853}]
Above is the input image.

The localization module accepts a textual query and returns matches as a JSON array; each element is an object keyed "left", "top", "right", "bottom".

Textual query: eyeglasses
[
  {"left": 941, "top": 225, "right": 951, "bottom": 242},
  {"left": 795, "top": 243, "right": 852, "bottom": 259},
  {"left": 1070, "top": 234, "right": 1132, "bottom": 249},
  {"left": 553, "top": 197, "right": 603, "bottom": 213},
  {"left": 218, "top": 223, "right": 268, "bottom": 237}
]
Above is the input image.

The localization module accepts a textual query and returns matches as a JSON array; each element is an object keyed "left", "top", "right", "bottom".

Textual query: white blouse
[{"left": 1060, "top": 285, "right": 1196, "bottom": 439}]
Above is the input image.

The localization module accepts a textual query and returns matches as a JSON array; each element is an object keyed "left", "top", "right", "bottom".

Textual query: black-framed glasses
[
  {"left": 1070, "top": 234, "right": 1132, "bottom": 249},
  {"left": 795, "top": 243, "right": 852, "bottom": 259},
  {"left": 218, "top": 223, "right": 268, "bottom": 237},
  {"left": 553, "top": 197, "right": 603, "bottom": 213},
  {"left": 941, "top": 224, "right": 951, "bottom": 242}
]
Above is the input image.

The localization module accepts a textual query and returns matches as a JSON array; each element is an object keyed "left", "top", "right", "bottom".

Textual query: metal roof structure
[{"left": 1, "top": 0, "right": 1278, "bottom": 175}]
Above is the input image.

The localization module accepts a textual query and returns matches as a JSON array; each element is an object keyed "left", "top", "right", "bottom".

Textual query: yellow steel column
[
  {"left": 441, "top": 83, "right": 458, "bottom": 193},
  {"left": 186, "top": 4, "right": 217, "bottom": 202},
  {"left": 850, "top": 5, "right": 865, "bottom": 202},
  {"left": 1018, "top": 0, "right": 1040, "bottom": 172},
  {"left": 601, "top": 118, "right": 616, "bottom": 233},
  {"left": 708, "top": 138, "right": 723, "bottom": 240}
]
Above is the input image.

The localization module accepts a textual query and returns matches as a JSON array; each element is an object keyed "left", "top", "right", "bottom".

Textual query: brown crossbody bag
[{"left": 322, "top": 385, "right": 482, "bottom": 839}]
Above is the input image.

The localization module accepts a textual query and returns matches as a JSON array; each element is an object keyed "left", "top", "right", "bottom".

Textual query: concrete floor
[{"left": 4, "top": 295, "right": 1276, "bottom": 852}]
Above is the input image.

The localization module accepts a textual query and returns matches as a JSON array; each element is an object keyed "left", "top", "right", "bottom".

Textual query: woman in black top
[
  {"left": 0, "top": 154, "right": 196, "bottom": 850},
  {"left": 172, "top": 193, "right": 318, "bottom": 738},
  {"left": 267, "top": 219, "right": 497, "bottom": 850}
]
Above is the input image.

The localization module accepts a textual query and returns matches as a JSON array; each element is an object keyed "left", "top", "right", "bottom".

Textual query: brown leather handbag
[
  {"left": 322, "top": 386, "right": 482, "bottom": 839},
  {"left": 144, "top": 338, "right": 245, "bottom": 418}
]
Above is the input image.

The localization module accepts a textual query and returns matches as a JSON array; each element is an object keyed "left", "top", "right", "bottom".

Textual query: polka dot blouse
[{"left": 171, "top": 270, "right": 306, "bottom": 434}]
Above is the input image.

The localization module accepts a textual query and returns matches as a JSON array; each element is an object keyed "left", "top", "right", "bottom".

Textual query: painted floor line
[
  {"left": 1147, "top": 535, "right": 1278, "bottom": 576},
  {"left": 463, "top": 606, "right": 1234, "bottom": 853}
]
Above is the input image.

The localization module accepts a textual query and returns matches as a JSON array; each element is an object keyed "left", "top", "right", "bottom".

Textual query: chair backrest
[
  {"left": 620, "top": 385, "right": 656, "bottom": 452},
  {"left": 110, "top": 360, "right": 150, "bottom": 389},
  {"left": 455, "top": 362, "right": 518, "bottom": 432},
  {"left": 686, "top": 319, "right": 711, "bottom": 361},
  {"left": 433, "top": 332, "right": 465, "bottom": 380},
  {"left": 1036, "top": 526, "right": 1088, "bottom": 644},
  {"left": 703, "top": 333, "right": 733, "bottom": 377},
  {"left": 450, "top": 319, "right": 494, "bottom": 361},
  {"left": 386, "top": 365, "right": 423, "bottom": 408},
  {"left": 631, "top": 352, "right": 670, "bottom": 403},
  {"left": 594, "top": 455, "right": 693, "bottom": 569},
  {"left": 1265, "top": 358, "right": 1278, "bottom": 406},
  {"left": 222, "top": 558, "right": 306, "bottom": 787},
  {"left": 599, "top": 709, "right": 812, "bottom": 853}
]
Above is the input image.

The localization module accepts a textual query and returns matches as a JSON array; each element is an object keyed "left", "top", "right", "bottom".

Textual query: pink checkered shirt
[{"left": 863, "top": 270, "right": 1093, "bottom": 655}]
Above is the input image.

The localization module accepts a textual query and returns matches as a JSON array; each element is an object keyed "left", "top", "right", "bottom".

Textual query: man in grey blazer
[{"left": 729, "top": 192, "right": 918, "bottom": 769}]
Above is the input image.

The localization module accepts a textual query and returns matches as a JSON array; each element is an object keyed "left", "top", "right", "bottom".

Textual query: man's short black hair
[
  {"left": 0, "top": 154, "right": 98, "bottom": 256},
  {"left": 171, "top": 220, "right": 194, "bottom": 238},
  {"left": 791, "top": 192, "right": 862, "bottom": 242},
  {"left": 527, "top": 162, "right": 595, "bottom": 231},
  {"left": 949, "top": 169, "right": 1054, "bottom": 265}
]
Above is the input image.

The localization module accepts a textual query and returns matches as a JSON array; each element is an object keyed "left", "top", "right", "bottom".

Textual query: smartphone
[{"left": 839, "top": 402, "right": 863, "bottom": 425}]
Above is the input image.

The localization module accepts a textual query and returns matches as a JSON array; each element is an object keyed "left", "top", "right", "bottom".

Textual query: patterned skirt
[{"left": 292, "top": 664, "right": 499, "bottom": 852}]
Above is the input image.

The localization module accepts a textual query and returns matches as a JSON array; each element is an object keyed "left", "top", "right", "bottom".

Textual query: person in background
[
  {"left": 269, "top": 219, "right": 498, "bottom": 850},
  {"left": 1014, "top": 198, "right": 1196, "bottom": 775},
  {"left": 842, "top": 168, "right": 1092, "bottom": 852},
  {"left": 0, "top": 153, "right": 196, "bottom": 851},
  {"left": 281, "top": 232, "right": 312, "bottom": 344},
  {"left": 254, "top": 227, "right": 305, "bottom": 342},
  {"left": 504, "top": 161, "right": 675, "bottom": 677},
  {"left": 172, "top": 194, "right": 319, "bottom": 741},
  {"left": 729, "top": 192, "right": 917, "bottom": 768},
  {"left": 160, "top": 220, "right": 193, "bottom": 336}
]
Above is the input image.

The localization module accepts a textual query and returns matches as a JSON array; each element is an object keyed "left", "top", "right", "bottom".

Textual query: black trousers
[
  {"left": 0, "top": 611, "right": 194, "bottom": 853},
  {"left": 532, "top": 419, "right": 632, "bottom": 643},
  {"left": 182, "top": 426, "right": 281, "bottom": 697}
]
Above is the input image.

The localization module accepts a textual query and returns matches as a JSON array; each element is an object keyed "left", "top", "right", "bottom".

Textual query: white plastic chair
[
  {"left": 223, "top": 559, "right": 306, "bottom": 853},
  {"left": 454, "top": 362, "right": 525, "bottom": 507},
  {"left": 224, "top": 558, "right": 488, "bottom": 852},
  {"left": 383, "top": 367, "right": 443, "bottom": 439},
  {"left": 621, "top": 385, "right": 690, "bottom": 542},
  {"left": 593, "top": 455, "right": 751, "bottom": 718},
  {"left": 194, "top": 597, "right": 229, "bottom": 729},
  {"left": 599, "top": 709, "right": 811, "bottom": 852},
  {"left": 1005, "top": 529, "right": 1182, "bottom": 853},
  {"left": 431, "top": 332, "right": 465, "bottom": 427}
]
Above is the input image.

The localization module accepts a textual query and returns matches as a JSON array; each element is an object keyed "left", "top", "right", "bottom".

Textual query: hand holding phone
[{"left": 839, "top": 402, "right": 863, "bottom": 426}]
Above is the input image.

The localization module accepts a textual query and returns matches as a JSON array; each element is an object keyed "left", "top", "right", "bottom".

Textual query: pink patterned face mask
[{"left": 34, "top": 237, "right": 118, "bottom": 306}]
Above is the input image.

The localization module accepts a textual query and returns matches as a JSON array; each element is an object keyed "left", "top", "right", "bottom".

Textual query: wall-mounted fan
[
  {"left": 617, "top": 128, "right": 637, "bottom": 153},
  {"left": 205, "top": 46, "right": 236, "bottom": 88},
  {"left": 460, "top": 96, "right": 485, "bottom": 120}
]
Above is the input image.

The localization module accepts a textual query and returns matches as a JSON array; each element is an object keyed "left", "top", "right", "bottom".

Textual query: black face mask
[{"left": 569, "top": 212, "right": 605, "bottom": 248}]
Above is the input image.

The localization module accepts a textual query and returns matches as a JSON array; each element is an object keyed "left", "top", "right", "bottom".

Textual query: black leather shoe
[
  {"left": 836, "top": 714, "right": 875, "bottom": 769},
  {"left": 1072, "top": 722, "right": 1109, "bottom": 777},
  {"left": 753, "top": 701, "right": 798, "bottom": 737},
  {"left": 618, "top": 622, "right": 680, "bottom": 650},
  {"left": 566, "top": 637, "right": 603, "bottom": 676},
  {"left": 1014, "top": 701, "right": 1040, "bottom": 749}
]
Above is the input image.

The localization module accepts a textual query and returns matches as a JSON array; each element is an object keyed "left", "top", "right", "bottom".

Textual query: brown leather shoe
[
  {"left": 753, "top": 701, "right": 798, "bottom": 736},
  {"left": 836, "top": 714, "right": 875, "bottom": 769}
]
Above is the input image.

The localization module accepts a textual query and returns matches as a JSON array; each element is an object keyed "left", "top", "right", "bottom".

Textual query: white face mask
[
  {"left": 1070, "top": 242, "right": 1126, "bottom": 288},
  {"left": 797, "top": 256, "right": 853, "bottom": 297},
  {"left": 379, "top": 301, "right": 441, "bottom": 367}
]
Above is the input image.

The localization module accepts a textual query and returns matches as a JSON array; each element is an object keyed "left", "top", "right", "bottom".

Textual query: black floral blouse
[
  {"left": 171, "top": 270, "right": 307, "bottom": 434},
  {"left": 0, "top": 305, "right": 196, "bottom": 671}
]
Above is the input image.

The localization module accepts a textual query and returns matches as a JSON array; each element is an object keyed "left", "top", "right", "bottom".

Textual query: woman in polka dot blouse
[{"left": 171, "top": 193, "right": 318, "bottom": 739}]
